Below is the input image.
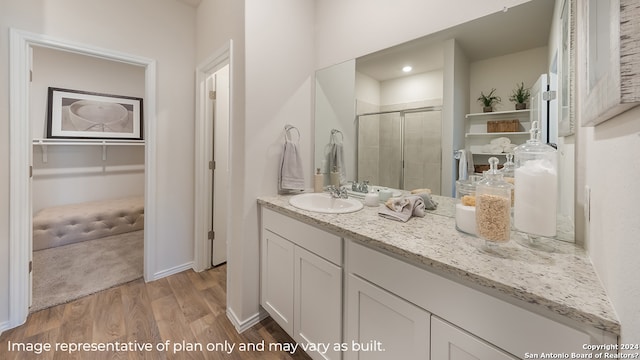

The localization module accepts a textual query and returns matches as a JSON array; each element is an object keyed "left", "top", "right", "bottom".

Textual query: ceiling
[{"left": 356, "top": 0, "right": 555, "bottom": 81}]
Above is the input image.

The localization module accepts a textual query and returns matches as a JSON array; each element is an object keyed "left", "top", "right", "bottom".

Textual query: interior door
[
  {"left": 210, "top": 65, "right": 230, "bottom": 266},
  {"left": 530, "top": 74, "right": 550, "bottom": 144}
]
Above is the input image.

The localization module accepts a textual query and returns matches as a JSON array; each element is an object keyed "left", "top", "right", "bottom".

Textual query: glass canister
[
  {"left": 500, "top": 153, "right": 515, "bottom": 207},
  {"left": 475, "top": 157, "right": 513, "bottom": 244},
  {"left": 513, "top": 121, "right": 558, "bottom": 238},
  {"left": 455, "top": 175, "right": 481, "bottom": 236}
]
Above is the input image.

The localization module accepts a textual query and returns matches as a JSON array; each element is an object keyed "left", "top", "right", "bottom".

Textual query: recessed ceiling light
[{"left": 402, "top": 66, "right": 412, "bottom": 73}]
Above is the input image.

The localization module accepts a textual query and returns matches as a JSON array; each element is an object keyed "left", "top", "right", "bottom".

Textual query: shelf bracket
[
  {"left": 102, "top": 141, "right": 107, "bottom": 161},
  {"left": 36, "top": 139, "right": 48, "bottom": 163}
]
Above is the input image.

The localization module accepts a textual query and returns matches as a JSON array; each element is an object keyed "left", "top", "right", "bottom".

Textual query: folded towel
[
  {"left": 503, "top": 143, "right": 517, "bottom": 153},
  {"left": 483, "top": 144, "right": 503, "bottom": 154},
  {"left": 378, "top": 195, "right": 426, "bottom": 222},
  {"left": 490, "top": 137, "right": 511, "bottom": 147},
  {"left": 415, "top": 192, "right": 438, "bottom": 210},
  {"left": 279, "top": 129, "right": 305, "bottom": 192}
]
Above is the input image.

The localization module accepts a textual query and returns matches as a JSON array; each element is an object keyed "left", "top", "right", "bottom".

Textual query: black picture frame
[{"left": 46, "top": 87, "right": 143, "bottom": 140}]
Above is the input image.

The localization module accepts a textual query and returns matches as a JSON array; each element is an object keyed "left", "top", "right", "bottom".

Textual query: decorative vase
[
  {"left": 483, "top": 106, "right": 493, "bottom": 113},
  {"left": 515, "top": 103, "right": 526, "bottom": 110}
]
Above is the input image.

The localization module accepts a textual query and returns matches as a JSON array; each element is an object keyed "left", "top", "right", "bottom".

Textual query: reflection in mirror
[{"left": 314, "top": 0, "right": 574, "bottom": 242}]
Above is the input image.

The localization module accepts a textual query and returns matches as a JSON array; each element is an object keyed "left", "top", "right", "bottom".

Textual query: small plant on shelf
[
  {"left": 509, "top": 82, "right": 530, "bottom": 110},
  {"left": 477, "top": 88, "right": 501, "bottom": 112}
]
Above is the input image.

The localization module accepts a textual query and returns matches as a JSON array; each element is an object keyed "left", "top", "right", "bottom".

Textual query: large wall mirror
[{"left": 315, "top": 0, "right": 576, "bottom": 241}]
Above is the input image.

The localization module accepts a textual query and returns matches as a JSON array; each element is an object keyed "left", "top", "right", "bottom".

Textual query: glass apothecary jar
[
  {"left": 475, "top": 158, "right": 513, "bottom": 244},
  {"left": 455, "top": 175, "right": 481, "bottom": 236},
  {"left": 513, "top": 121, "right": 558, "bottom": 238}
]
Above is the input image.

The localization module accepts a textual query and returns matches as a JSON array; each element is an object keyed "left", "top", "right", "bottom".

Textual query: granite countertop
[{"left": 257, "top": 194, "right": 620, "bottom": 335}]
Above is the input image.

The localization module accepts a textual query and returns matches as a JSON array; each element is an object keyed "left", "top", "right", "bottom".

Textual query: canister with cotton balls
[
  {"left": 513, "top": 121, "right": 558, "bottom": 240},
  {"left": 475, "top": 157, "right": 513, "bottom": 245}
]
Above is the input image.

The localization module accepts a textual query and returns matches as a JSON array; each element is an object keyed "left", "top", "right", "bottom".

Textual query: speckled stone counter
[{"left": 257, "top": 194, "right": 620, "bottom": 336}]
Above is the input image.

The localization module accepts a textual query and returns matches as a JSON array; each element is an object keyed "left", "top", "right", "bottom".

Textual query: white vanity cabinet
[
  {"left": 345, "top": 274, "right": 430, "bottom": 359},
  {"left": 346, "top": 239, "right": 612, "bottom": 360},
  {"left": 431, "top": 317, "right": 517, "bottom": 360},
  {"left": 261, "top": 208, "right": 342, "bottom": 360}
]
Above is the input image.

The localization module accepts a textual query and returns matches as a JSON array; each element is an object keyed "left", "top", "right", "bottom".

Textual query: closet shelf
[{"left": 32, "top": 138, "right": 145, "bottom": 163}]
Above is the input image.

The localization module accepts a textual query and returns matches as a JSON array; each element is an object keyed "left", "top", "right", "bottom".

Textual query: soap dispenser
[
  {"left": 330, "top": 166, "right": 340, "bottom": 187},
  {"left": 475, "top": 157, "right": 513, "bottom": 245},
  {"left": 314, "top": 168, "right": 323, "bottom": 193},
  {"left": 513, "top": 121, "right": 558, "bottom": 238}
]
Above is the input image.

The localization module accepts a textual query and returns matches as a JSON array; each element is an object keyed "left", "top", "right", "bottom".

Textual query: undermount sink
[{"left": 289, "top": 193, "right": 363, "bottom": 214}]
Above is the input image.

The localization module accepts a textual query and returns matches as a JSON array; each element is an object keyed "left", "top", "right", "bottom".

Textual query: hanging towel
[
  {"left": 378, "top": 195, "right": 426, "bottom": 222},
  {"left": 458, "top": 150, "right": 468, "bottom": 181},
  {"left": 279, "top": 126, "right": 305, "bottom": 192},
  {"left": 457, "top": 149, "right": 474, "bottom": 180},
  {"left": 327, "top": 130, "right": 346, "bottom": 185}
]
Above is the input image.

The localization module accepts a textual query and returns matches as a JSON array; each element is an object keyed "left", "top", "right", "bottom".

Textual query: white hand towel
[
  {"left": 458, "top": 150, "right": 468, "bottom": 181},
  {"left": 279, "top": 130, "right": 305, "bottom": 192},
  {"left": 327, "top": 131, "right": 346, "bottom": 185}
]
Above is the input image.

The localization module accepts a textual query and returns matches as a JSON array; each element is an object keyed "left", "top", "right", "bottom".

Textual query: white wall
[
  {"left": 195, "top": 0, "right": 249, "bottom": 326},
  {"left": 31, "top": 46, "right": 145, "bottom": 212},
  {"left": 580, "top": 102, "right": 640, "bottom": 343},
  {"left": 468, "top": 46, "right": 549, "bottom": 113},
  {"left": 315, "top": 0, "right": 531, "bottom": 70},
  {"left": 380, "top": 70, "right": 443, "bottom": 106},
  {"left": 0, "top": 0, "right": 197, "bottom": 329}
]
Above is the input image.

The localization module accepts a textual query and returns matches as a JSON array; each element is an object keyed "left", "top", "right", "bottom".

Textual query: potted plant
[
  {"left": 509, "top": 82, "right": 530, "bottom": 110},
  {"left": 477, "top": 88, "right": 501, "bottom": 112}
]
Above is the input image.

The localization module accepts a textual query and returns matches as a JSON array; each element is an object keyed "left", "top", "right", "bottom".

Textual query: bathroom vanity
[{"left": 257, "top": 195, "right": 619, "bottom": 360}]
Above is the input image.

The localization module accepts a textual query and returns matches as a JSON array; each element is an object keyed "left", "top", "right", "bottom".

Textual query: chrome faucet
[
  {"left": 326, "top": 185, "right": 348, "bottom": 199},
  {"left": 350, "top": 180, "right": 369, "bottom": 193}
]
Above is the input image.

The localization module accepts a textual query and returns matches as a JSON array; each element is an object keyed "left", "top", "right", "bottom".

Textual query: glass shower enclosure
[{"left": 357, "top": 106, "right": 442, "bottom": 195}]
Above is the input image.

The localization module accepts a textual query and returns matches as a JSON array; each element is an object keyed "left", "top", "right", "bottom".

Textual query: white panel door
[
  {"left": 345, "top": 274, "right": 430, "bottom": 360},
  {"left": 431, "top": 317, "right": 518, "bottom": 360},
  {"left": 294, "top": 246, "right": 342, "bottom": 360},
  {"left": 211, "top": 64, "right": 230, "bottom": 266},
  {"left": 260, "top": 229, "right": 294, "bottom": 334}
]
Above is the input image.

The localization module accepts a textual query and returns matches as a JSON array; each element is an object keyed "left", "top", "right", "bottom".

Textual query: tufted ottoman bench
[{"left": 33, "top": 196, "right": 144, "bottom": 251}]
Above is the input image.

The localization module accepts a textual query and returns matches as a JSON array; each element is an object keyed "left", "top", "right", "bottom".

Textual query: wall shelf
[
  {"left": 465, "top": 109, "right": 530, "bottom": 119},
  {"left": 465, "top": 131, "right": 529, "bottom": 137},
  {"left": 32, "top": 138, "right": 145, "bottom": 163}
]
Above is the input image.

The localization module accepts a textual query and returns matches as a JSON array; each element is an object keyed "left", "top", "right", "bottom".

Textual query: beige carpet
[{"left": 31, "top": 230, "right": 143, "bottom": 312}]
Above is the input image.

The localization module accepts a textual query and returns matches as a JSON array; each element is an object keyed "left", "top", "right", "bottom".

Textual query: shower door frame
[{"left": 356, "top": 105, "right": 442, "bottom": 190}]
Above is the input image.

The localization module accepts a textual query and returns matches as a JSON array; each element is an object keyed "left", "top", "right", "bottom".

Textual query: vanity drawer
[{"left": 262, "top": 208, "right": 342, "bottom": 265}]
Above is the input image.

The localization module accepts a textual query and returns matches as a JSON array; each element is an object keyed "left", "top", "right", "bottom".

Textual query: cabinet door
[
  {"left": 260, "top": 229, "right": 294, "bottom": 334},
  {"left": 294, "top": 246, "right": 342, "bottom": 360},
  {"left": 345, "top": 274, "right": 430, "bottom": 360},
  {"left": 431, "top": 317, "right": 518, "bottom": 360}
]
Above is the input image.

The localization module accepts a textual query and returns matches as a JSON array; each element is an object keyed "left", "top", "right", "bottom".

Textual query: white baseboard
[
  {"left": 226, "top": 307, "right": 269, "bottom": 334},
  {"left": 0, "top": 320, "right": 11, "bottom": 336},
  {"left": 148, "top": 261, "right": 194, "bottom": 282}
]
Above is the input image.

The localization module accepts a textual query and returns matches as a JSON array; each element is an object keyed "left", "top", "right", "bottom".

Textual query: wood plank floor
[{"left": 0, "top": 265, "right": 312, "bottom": 360}]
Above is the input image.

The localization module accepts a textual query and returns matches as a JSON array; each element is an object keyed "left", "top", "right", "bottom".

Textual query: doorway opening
[
  {"left": 8, "top": 28, "right": 157, "bottom": 329},
  {"left": 29, "top": 45, "right": 146, "bottom": 312},
  {"left": 194, "top": 42, "right": 232, "bottom": 272}
]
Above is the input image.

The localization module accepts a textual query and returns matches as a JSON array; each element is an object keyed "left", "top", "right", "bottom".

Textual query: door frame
[
  {"left": 194, "top": 41, "right": 232, "bottom": 271},
  {"left": 8, "top": 28, "right": 158, "bottom": 328}
]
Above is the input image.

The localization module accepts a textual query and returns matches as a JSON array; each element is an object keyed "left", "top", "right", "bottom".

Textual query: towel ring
[
  {"left": 331, "top": 128, "right": 343, "bottom": 142},
  {"left": 284, "top": 124, "right": 300, "bottom": 141}
]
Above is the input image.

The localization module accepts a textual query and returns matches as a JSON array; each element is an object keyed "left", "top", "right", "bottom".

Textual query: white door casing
[
  {"left": 8, "top": 28, "right": 157, "bottom": 329},
  {"left": 194, "top": 41, "right": 232, "bottom": 271}
]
